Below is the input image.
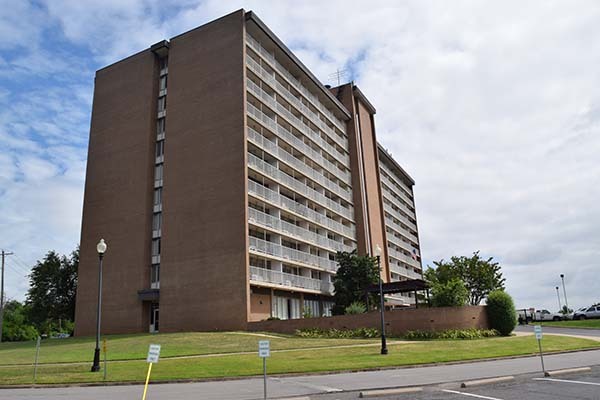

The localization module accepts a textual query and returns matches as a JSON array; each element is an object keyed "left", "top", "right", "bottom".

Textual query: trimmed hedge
[
  {"left": 486, "top": 290, "right": 517, "bottom": 336},
  {"left": 295, "top": 327, "right": 380, "bottom": 338},
  {"left": 402, "top": 328, "right": 500, "bottom": 340}
]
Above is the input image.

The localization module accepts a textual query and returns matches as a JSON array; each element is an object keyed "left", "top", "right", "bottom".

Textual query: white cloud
[{"left": 2, "top": 0, "right": 600, "bottom": 312}]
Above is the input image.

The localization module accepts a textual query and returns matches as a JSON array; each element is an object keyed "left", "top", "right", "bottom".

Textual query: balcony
[
  {"left": 247, "top": 127, "right": 352, "bottom": 203},
  {"left": 248, "top": 208, "right": 354, "bottom": 253},
  {"left": 387, "top": 246, "right": 421, "bottom": 269},
  {"left": 245, "top": 75, "right": 349, "bottom": 166},
  {"left": 248, "top": 153, "right": 354, "bottom": 220},
  {"left": 249, "top": 236, "right": 338, "bottom": 272},
  {"left": 248, "top": 180, "right": 355, "bottom": 239},
  {"left": 385, "top": 215, "right": 419, "bottom": 244},
  {"left": 245, "top": 34, "right": 346, "bottom": 133},
  {"left": 247, "top": 102, "right": 351, "bottom": 184},
  {"left": 381, "top": 172, "right": 415, "bottom": 209},
  {"left": 249, "top": 266, "right": 334, "bottom": 294}
]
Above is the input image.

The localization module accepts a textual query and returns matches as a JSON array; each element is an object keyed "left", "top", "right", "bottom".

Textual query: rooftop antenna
[{"left": 328, "top": 68, "right": 349, "bottom": 86}]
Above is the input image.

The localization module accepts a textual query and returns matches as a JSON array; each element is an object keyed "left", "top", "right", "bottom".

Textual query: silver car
[{"left": 573, "top": 305, "right": 600, "bottom": 320}]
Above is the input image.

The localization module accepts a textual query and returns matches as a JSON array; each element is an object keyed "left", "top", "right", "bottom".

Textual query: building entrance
[{"left": 150, "top": 303, "right": 159, "bottom": 332}]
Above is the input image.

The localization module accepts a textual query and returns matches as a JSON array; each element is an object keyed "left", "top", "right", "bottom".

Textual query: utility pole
[{"left": 0, "top": 250, "right": 14, "bottom": 343}]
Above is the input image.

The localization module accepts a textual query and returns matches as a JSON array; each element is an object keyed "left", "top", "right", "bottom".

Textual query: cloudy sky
[{"left": 1, "top": 0, "right": 598, "bottom": 311}]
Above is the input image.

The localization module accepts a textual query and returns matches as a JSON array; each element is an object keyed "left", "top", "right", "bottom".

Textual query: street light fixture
[
  {"left": 555, "top": 286, "right": 562, "bottom": 311},
  {"left": 91, "top": 239, "right": 107, "bottom": 372},
  {"left": 375, "top": 245, "right": 388, "bottom": 355},
  {"left": 560, "top": 274, "right": 569, "bottom": 313}
]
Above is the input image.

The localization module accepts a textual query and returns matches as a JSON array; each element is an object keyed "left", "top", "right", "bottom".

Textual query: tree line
[{"left": 1, "top": 248, "right": 78, "bottom": 342}]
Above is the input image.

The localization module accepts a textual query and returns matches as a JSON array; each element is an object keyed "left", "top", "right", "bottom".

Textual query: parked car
[{"left": 573, "top": 304, "right": 600, "bottom": 320}]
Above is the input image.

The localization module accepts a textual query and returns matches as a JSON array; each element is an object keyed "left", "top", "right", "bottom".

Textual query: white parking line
[
  {"left": 533, "top": 377, "right": 600, "bottom": 386},
  {"left": 441, "top": 389, "right": 504, "bottom": 399}
]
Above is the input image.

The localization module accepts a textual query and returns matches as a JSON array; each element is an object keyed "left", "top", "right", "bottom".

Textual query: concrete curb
[
  {"left": 359, "top": 387, "right": 423, "bottom": 398},
  {"left": 544, "top": 367, "right": 592, "bottom": 377},
  {"left": 460, "top": 376, "right": 514, "bottom": 388}
]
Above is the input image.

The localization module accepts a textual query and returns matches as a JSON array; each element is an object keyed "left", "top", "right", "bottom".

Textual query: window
[
  {"left": 151, "top": 264, "right": 160, "bottom": 284},
  {"left": 155, "top": 164, "right": 163, "bottom": 180},
  {"left": 157, "top": 96, "right": 167, "bottom": 112},
  {"left": 152, "top": 213, "right": 162, "bottom": 231},
  {"left": 155, "top": 140, "right": 165, "bottom": 158},
  {"left": 303, "top": 299, "right": 319, "bottom": 318},
  {"left": 159, "top": 75, "right": 167, "bottom": 91},
  {"left": 159, "top": 57, "right": 168, "bottom": 70},
  {"left": 153, "top": 188, "right": 162, "bottom": 206},
  {"left": 151, "top": 238, "right": 161, "bottom": 256},
  {"left": 156, "top": 118, "right": 166, "bottom": 135}
]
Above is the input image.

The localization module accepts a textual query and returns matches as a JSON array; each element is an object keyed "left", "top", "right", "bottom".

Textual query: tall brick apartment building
[{"left": 74, "top": 9, "right": 422, "bottom": 335}]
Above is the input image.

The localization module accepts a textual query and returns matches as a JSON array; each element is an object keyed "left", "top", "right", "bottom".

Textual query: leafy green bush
[
  {"left": 295, "top": 327, "right": 379, "bottom": 338},
  {"left": 431, "top": 278, "right": 469, "bottom": 307},
  {"left": 402, "top": 328, "right": 500, "bottom": 340},
  {"left": 345, "top": 301, "right": 367, "bottom": 315},
  {"left": 486, "top": 290, "right": 517, "bottom": 336}
]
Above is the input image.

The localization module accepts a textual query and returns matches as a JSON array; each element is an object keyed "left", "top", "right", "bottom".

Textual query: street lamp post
[
  {"left": 560, "top": 274, "right": 569, "bottom": 313},
  {"left": 91, "top": 239, "right": 107, "bottom": 372},
  {"left": 375, "top": 245, "right": 388, "bottom": 355},
  {"left": 555, "top": 286, "right": 562, "bottom": 311}
]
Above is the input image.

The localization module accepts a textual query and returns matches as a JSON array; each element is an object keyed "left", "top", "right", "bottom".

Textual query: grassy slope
[
  {"left": 0, "top": 335, "right": 598, "bottom": 385},
  {"left": 541, "top": 319, "right": 600, "bottom": 329},
  {"left": 0, "top": 332, "right": 374, "bottom": 365}
]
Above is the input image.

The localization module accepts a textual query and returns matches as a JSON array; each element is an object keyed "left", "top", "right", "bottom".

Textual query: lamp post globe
[
  {"left": 91, "top": 239, "right": 107, "bottom": 372},
  {"left": 375, "top": 244, "right": 388, "bottom": 355}
]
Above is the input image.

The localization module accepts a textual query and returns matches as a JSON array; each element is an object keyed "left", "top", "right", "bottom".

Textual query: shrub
[
  {"left": 486, "top": 290, "right": 517, "bottom": 336},
  {"left": 402, "top": 328, "right": 500, "bottom": 340},
  {"left": 430, "top": 278, "right": 469, "bottom": 307},
  {"left": 344, "top": 301, "right": 367, "bottom": 315},
  {"left": 295, "top": 327, "right": 379, "bottom": 338}
]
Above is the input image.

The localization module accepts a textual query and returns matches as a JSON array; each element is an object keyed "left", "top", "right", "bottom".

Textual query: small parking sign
[
  {"left": 534, "top": 325, "right": 543, "bottom": 340},
  {"left": 147, "top": 344, "right": 161, "bottom": 363},
  {"left": 258, "top": 340, "right": 270, "bottom": 358}
]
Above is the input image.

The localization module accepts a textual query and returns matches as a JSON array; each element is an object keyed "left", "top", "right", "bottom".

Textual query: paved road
[
  {"left": 514, "top": 324, "right": 600, "bottom": 338},
  {"left": 2, "top": 349, "right": 600, "bottom": 399},
  {"left": 338, "top": 368, "right": 600, "bottom": 400}
]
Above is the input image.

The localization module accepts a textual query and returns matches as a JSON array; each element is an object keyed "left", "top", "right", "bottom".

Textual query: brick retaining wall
[{"left": 247, "top": 306, "right": 489, "bottom": 335}]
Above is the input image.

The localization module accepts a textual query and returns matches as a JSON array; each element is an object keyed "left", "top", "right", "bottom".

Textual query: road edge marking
[
  {"left": 359, "top": 387, "right": 423, "bottom": 398},
  {"left": 442, "top": 389, "right": 504, "bottom": 399},
  {"left": 460, "top": 376, "right": 514, "bottom": 388}
]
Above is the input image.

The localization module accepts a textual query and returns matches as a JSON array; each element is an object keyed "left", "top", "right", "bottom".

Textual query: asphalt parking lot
[{"left": 312, "top": 367, "right": 600, "bottom": 400}]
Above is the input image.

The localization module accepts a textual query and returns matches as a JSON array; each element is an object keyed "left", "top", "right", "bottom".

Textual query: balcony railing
[
  {"left": 382, "top": 187, "right": 417, "bottom": 219},
  {"left": 385, "top": 215, "right": 419, "bottom": 244},
  {"left": 383, "top": 203, "right": 417, "bottom": 232},
  {"left": 246, "top": 34, "right": 346, "bottom": 133},
  {"left": 387, "top": 232, "right": 417, "bottom": 256},
  {"left": 248, "top": 180, "right": 355, "bottom": 239},
  {"left": 248, "top": 153, "right": 354, "bottom": 220},
  {"left": 387, "top": 246, "right": 421, "bottom": 269},
  {"left": 245, "top": 72, "right": 349, "bottom": 166},
  {"left": 381, "top": 172, "right": 415, "bottom": 210},
  {"left": 247, "top": 126, "right": 352, "bottom": 202},
  {"left": 248, "top": 208, "right": 354, "bottom": 253},
  {"left": 247, "top": 102, "right": 351, "bottom": 184},
  {"left": 249, "top": 266, "right": 334, "bottom": 294},
  {"left": 381, "top": 163, "right": 414, "bottom": 199},
  {"left": 249, "top": 236, "right": 338, "bottom": 271}
]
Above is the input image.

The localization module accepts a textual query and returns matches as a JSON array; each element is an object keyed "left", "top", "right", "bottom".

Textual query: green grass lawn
[
  {"left": 541, "top": 319, "right": 600, "bottom": 329},
  {"left": 0, "top": 331, "right": 375, "bottom": 365},
  {"left": 0, "top": 333, "right": 598, "bottom": 386}
]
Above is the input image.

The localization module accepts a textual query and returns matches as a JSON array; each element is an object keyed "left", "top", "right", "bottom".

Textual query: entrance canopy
[{"left": 366, "top": 279, "right": 430, "bottom": 294}]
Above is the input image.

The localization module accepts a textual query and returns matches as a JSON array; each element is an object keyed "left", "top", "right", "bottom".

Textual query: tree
[
  {"left": 430, "top": 278, "right": 469, "bottom": 307},
  {"left": 332, "top": 251, "right": 379, "bottom": 315},
  {"left": 486, "top": 290, "right": 517, "bottom": 336},
  {"left": 25, "top": 248, "right": 79, "bottom": 333},
  {"left": 1, "top": 300, "right": 38, "bottom": 342},
  {"left": 425, "top": 251, "right": 505, "bottom": 305}
]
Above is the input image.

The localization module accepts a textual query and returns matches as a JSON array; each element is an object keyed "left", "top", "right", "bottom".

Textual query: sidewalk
[{"left": 2, "top": 348, "right": 600, "bottom": 400}]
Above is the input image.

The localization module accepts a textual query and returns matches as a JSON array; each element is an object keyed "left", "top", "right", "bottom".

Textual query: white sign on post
[
  {"left": 258, "top": 340, "right": 270, "bottom": 358},
  {"left": 147, "top": 344, "right": 161, "bottom": 363},
  {"left": 534, "top": 325, "right": 543, "bottom": 340}
]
